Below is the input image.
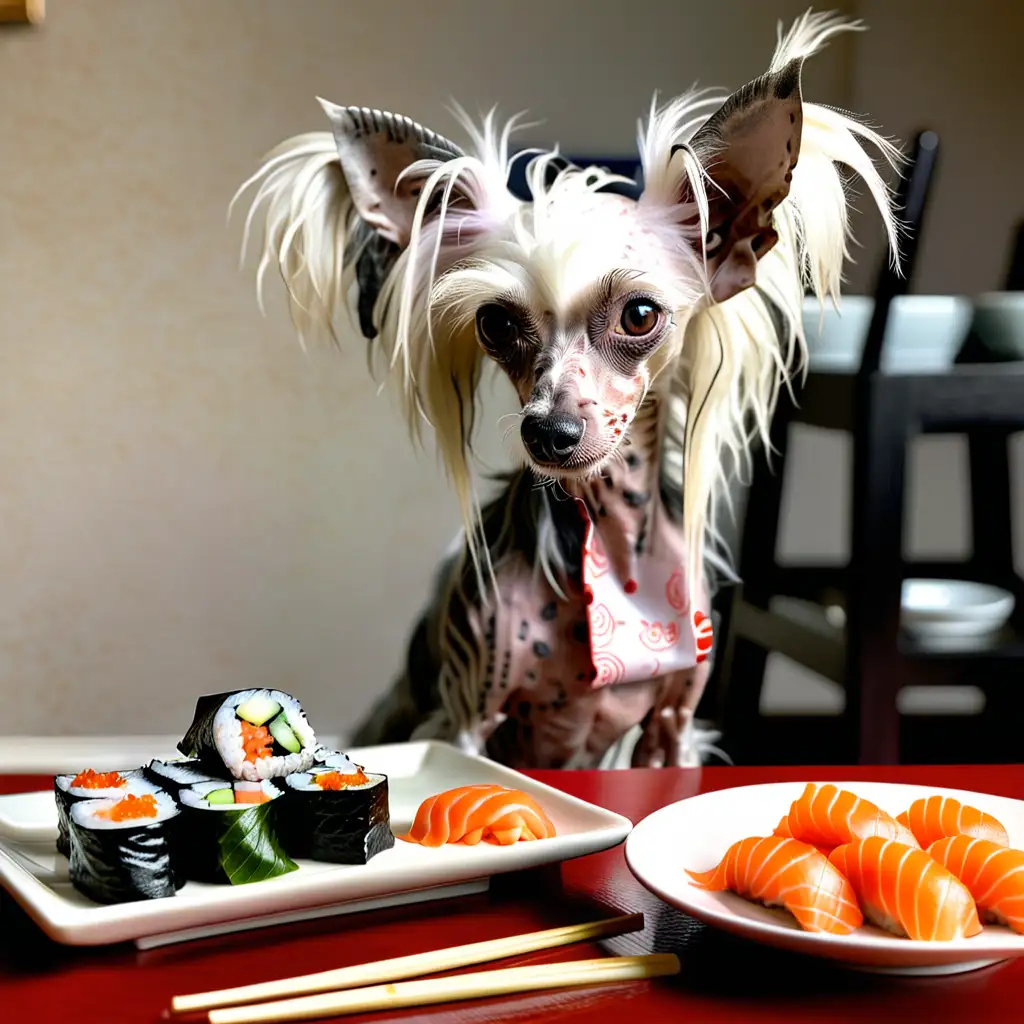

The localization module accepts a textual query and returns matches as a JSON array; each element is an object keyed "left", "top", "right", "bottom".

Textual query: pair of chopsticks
[{"left": 170, "top": 912, "right": 679, "bottom": 1023}]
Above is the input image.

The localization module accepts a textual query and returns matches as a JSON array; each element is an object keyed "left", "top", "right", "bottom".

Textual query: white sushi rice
[
  {"left": 70, "top": 790, "right": 179, "bottom": 830},
  {"left": 57, "top": 774, "right": 162, "bottom": 801},
  {"left": 316, "top": 751, "right": 360, "bottom": 774},
  {"left": 213, "top": 689, "right": 317, "bottom": 782},
  {"left": 179, "top": 778, "right": 282, "bottom": 809}
]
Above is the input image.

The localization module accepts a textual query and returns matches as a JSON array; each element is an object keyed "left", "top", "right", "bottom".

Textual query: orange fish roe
[
  {"left": 71, "top": 769, "right": 127, "bottom": 790},
  {"left": 240, "top": 720, "right": 273, "bottom": 763},
  {"left": 97, "top": 793, "right": 159, "bottom": 822},
  {"left": 315, "top": 770, "right": 369, "bottom": 791}
]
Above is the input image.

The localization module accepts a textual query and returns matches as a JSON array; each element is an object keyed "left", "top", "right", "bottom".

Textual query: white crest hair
[{"left": 234, "top": 9, "right": 902, "bottom": 598}]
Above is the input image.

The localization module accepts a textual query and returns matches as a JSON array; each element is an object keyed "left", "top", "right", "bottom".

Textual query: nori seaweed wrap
[
  {"left": 54, "top": 769, "right": 160, "bottom": 858},
  {"left": 143, "top": 757, "right": 221, "bottom": 797},
  {"left": 281, "top": 751, "right": 393, "bottom": 865},
  {"left": 177, "top": 779, "right": 297, "bottom": 885},
  {"left": 177, "top": 689, "right": 317, "bottom": 781},
  {"left": 67, "top": 791, "right": 181, "bottom": 904}
]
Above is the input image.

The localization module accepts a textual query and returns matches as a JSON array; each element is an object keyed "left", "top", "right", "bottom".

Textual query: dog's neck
[
  {"left": 565, "top": 396, "right": 666, "bottom": 564},
  {"left": 512, "top": 395, "right": 674, "bottom": 601}
]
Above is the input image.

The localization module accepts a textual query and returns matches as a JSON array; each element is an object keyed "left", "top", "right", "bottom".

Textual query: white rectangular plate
[{"left": 0, "top": 740, "right": 631, "bottom": 947}]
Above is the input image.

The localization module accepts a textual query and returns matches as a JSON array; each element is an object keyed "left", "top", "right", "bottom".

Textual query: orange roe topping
[
  {"left": 71, "top": 769, "right": 127, "bottom": 790},
  {"left": 97, "top": 793, "right": 159, "bottom": 822},
  {"left": 315, "top": 770, "right": 369, "bottom": 791},
  {"left": 240, "top": 720, "right": 273, "bottom": 763}
]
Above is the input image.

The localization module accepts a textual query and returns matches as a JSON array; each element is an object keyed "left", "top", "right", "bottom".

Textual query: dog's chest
[
  {"left": 477, "top": 424, "right": 705, "bottom": 769},
  {"left": 480, "top": 577, "right": 662, "bottom": 769}
]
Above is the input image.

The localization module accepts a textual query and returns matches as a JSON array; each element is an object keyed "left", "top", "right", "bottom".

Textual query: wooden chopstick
[
  {"left": 206, "top": 954, "right": 680, "bottom": 1024},
  {"left": 171, "top": 912, "right": 644, "bottom": 1015}
]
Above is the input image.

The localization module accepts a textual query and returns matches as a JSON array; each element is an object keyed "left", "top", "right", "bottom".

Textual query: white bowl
[
  {"left": 901, "top": 578, "right": 1015, "bottom": 639},
  {"left": 802, "top": 295, "right": 973, "bottom": 374},
  {"left": 626, "top": 780, "right": 1024, "bottom": 975}
]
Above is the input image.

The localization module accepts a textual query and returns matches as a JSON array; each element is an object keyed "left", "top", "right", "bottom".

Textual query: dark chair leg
[
  {"left": 718, "top": 638, "right": 769, "bottom": 764},
  {"left": 845, "top": 378, "right": 912, "bottom": 764},
  {"left": 968, "top": 428, "right": 1015, "bottom": 584}
]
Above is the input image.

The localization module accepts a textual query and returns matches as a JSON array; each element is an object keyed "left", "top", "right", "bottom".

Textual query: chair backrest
[
  {"left": 858, "top": 129, "right": 941, "bottom": 376},
  {"left": 1004, "top": 219, "right": 1024, "bottom": 292}
]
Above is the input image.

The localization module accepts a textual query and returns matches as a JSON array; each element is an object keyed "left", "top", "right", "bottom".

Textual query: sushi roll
[
  {"left": 68, "top": 791, "right": 181, "bottom": 904},
  {"left": 143, "top": 757, "right": 221, "bottom": 797},
  {"left": 54, "top": 769, "right": 161, "bottom": 858},
  {"left": 177, "top": 689, "right": 317, "bottom": 782},
  {"left": 177, "top": 779, "right": 297, "bottom": 885},
  {"left": 281, "top": 752, "right": 393, "bottom": 865}
]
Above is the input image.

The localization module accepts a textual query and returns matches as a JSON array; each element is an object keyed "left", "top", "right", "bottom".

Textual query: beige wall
[{"left": 0, "top": 0, "right": 853, "bottom": 735}]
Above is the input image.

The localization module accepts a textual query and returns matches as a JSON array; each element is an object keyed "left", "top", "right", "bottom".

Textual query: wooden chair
[{"left": 714, "top": 132, "right": 1024, "bottom": 765}]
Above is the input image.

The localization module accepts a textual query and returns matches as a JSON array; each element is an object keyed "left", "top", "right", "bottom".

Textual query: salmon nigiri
[
  {"left": 777, "top": 783, "right": 919, "bottom": 852},
  {"left": 772, "top": 815, "right": 833, "bottom": 858},
  {"left": 397, "top": 785, "right": 556, "bottom": 847},
  {"left": 829, "top": 837, "right": 982, "bottom": 941},
  {"left": 896, "top": 795, "right": 1009, "bottom": 849},
  {"left": 928, "top": 835, "right": 1024, "bottom": 933},
  {"left": 687, "top": 835, "right": 863, "bottom": 935}
]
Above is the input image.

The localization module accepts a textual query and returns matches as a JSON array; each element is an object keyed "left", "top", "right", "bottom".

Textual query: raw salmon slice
[
  {"left": 687, "top": 835, "right": 864, "bottom": 934},
  {"left": 777, "top": 783, "right": 919, "bottom": 852},
  {"left": 829, "top": 836, "right": 982, "bottom": 941},
  {"left": 397, "top": 785, "right": 556, "bottom": 847},
  {"left": 896, "top": 796, "right": 1009, "bottom": 849},
  {"left": 928, "top": 835, "right": 1024, "bottom": 933}
]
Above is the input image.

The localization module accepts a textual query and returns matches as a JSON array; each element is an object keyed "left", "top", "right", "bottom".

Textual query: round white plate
[
  {"left": 901, "top": 579, "right": 1015, "bottom": 639},
  {"left": 626, "top": 780, "right": 1024, "bottom": 975}
]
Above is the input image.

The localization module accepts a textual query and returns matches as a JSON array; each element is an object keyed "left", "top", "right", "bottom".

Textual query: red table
[{"left": 2, "top": 764, "right": 1021, "bottom": 1022}]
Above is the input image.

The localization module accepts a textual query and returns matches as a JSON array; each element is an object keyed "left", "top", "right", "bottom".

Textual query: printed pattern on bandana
[{"left": 580, "top": 499, "right": 701, "bottom": 686}]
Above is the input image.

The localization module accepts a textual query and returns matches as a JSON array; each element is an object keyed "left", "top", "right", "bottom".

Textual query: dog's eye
[
  {"left": 476, "top": 304, "right": 520, "bottom": 349},
  {"left": 620, "top": 299, "right": 660, "bottom": 337}
]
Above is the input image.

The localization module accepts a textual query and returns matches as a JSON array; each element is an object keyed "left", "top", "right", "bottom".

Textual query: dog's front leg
[{"left": 630, "top": 661, "right": 710, "bottom": 768}]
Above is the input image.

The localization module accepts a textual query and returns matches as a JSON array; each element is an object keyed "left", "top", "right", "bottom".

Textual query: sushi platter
[
  {"left": 0, "top": 689, "right": 632, "bottom": 948},
  {"left": 627, "top": 780, "right": 1024, "bottom": 975}
]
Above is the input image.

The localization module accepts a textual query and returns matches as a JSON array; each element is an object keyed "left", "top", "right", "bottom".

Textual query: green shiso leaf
[{"left": 217, "top": 802, "right": 297, "bottom": 885}]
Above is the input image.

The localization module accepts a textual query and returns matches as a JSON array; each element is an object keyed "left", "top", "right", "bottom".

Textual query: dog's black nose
[{"left": 521, "top": 413, "right": 585, "bottom": 465}]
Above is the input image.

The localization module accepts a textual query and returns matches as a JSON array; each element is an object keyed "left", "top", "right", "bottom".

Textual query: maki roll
[
  {"left": 143, "top": 757, "right": 221, "bottom": 797},
  {"left": 281, "top": 751, "right": 393, "bottom": 865},
  {"left": 177, "top": 689, "right": 317, "bottom": 781},
  {"left": 177, "top": 780, "right": 297, "bottom": 885},
  {"left": 54, "top": 769, "right": 161, "bottom": 857},
  {"left": 68, "top": 791, "right": 181, "bottom": 904}
]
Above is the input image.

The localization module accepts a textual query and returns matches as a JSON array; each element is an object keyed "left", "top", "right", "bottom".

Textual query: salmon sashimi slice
[
  {"left": 687, "top": 835, "right": 864, "bottom": 934},
  {"left": 829, "top": 837, "right": 982, "bottom": 941},
  {"left": 773, "top": 815, "right": 835, "bottom": 858},
  {"left": 782, "top": 784, "right": 919, "bottom": 850},
  {"left": 896, "top": 796, "right": 1009, "bottom": 849},
  {"left": 928, "top": 835, "right": 1024, "bottom": 933},
  {"left": 397, "top": 785, "right": 556, "bottom": 847}
]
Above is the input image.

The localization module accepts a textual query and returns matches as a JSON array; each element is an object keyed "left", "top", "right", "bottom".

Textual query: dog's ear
[
  {"left": 678, "top": 57, "right": 804, "bottom": 303},
  {"left": 318, "top": 100, "right": 466, "bottom": 249}
]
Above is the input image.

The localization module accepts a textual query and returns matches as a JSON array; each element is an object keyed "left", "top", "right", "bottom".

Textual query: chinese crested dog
[{"left": 235, "top": 11, "right": 900, "bottom": 769}]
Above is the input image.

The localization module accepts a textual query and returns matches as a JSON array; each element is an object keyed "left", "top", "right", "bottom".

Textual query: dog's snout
[{"left": 521, "top": 413, "right": 585, "bottom": 465}]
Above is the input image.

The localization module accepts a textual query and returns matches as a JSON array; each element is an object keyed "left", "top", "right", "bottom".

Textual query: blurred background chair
[{"left": 711, "top": 131, "right": 1024, "bottom": 765}]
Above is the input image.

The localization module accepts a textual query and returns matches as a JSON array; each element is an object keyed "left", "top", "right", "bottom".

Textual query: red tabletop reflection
[{"left": 1, "top": 764, "right": 1021, "bottom": 1022}]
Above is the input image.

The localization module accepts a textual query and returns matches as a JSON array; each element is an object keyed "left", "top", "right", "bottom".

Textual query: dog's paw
[{"left": 632, "top": 705, "right": 700, "bottom": 768}]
